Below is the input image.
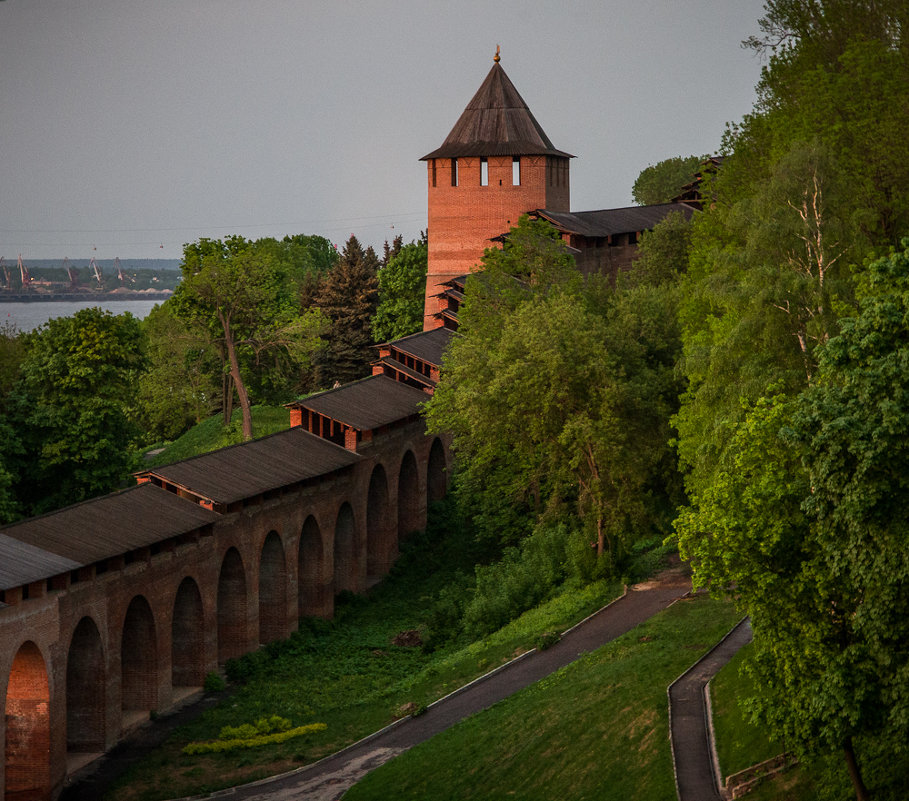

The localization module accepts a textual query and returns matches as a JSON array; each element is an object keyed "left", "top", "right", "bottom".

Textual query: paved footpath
[
  {"left": 668, "top": 617, "right": 753, "bottom": 801},
  {"left": 154, "top": 568, "right": 693, "bottom": 801}
]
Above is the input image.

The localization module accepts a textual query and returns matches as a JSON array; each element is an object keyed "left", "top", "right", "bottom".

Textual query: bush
[
  {"left": 461, "top": 523, "right": 582, "bottom": 638},
  {"left": 203, "top": 672, "right": 226, "bottom": 693},
  {"left": 536, "top": 631, "right": 561, "bottom": 651},
  {"left": 619, "top": 536, "right": 675, "bottom": 585},
  {"left": 224, "top": 652, "right": 264, "bottom": 685},
  {"left": 182, "top": 722, "right": 327, "bottom": 756},
  {"left": 421, "top": 572, "right": 471, "bottom": 652}
]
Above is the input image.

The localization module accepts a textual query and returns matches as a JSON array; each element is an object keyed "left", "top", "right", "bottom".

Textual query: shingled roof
[
  {"left": 0, "top": 534, "right": 80, "bottom": 592},
  {"left": 139, "top": 427, "right": 359, "bottom": 506},
  {"left": 289, "top": 375, "right": 427, "bottom": 431},
  {"left": 421, "top": 59, "right": 573, "bottom": 160},
  {"left": 0, "top": 483, "right": 218, "bottom": 570},
  {"left": 534, "top": 203, "right": 695, "bottom": 238},
  {"left": 384, "top": 327, "right": 454, "bottom": 367}
]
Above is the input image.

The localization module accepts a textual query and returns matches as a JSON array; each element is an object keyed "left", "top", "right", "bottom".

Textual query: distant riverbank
[
  {"left": 1, "top": 298, "right": 164, "bottom": 332},
  {"left": 0, "top": 291, "right": 172, "bottom": 303}
]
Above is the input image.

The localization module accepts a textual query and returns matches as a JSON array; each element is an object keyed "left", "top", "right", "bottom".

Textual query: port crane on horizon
[
  {"left": 62, "top": 257, "right": 81, "bottom": 291},
  {"left": 17, "top": 254, "right": 32, "bottom": 289},
  {"left": 89, "top": 256, "right": 103, "bottom": 287}
]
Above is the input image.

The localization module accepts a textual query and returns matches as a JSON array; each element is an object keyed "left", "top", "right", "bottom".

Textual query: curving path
[
  {"left": 157, "top": 568, "right": 693, "bottom": 801},
  {"left": 668, "top": 617, "right": 753, "bottom": 801}
]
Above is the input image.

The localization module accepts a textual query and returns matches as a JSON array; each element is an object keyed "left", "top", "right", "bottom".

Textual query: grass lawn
[
  {"left": 344, "top": 594, "right": 740, "bottom": 801},
  {"left": 103, "top": 505, "right": 624, "bottom": 801},
  {"left": 709, "top": 642, "right": 780, "bottom": 778},
  {"left": 141, "top": 405, "right": 290, "bottom": 467},
  {"left": 744, "top": 768, "right": 822, "bottom": 801}
]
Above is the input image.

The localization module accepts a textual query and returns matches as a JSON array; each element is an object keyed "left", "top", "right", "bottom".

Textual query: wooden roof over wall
[
  {"left": 288, "top": 375, "right": 428, "bottom": 432},
  {"left": 534, "top": 203, "right": 695, "bottom": 238},
  {"left": 0, "top": 483, "right": 218, "bottom": 575},
  {"left": 422, "top": 61, "right": 573, "bottom": 160},
  {"left": 0, "top": 534, "right": 80, "bottom": 592},
  {"left": 139, "top": 427, "right": 359, "bottom": 505},
  {"left": 385, "top": 327, "right": 454, "bottom": 367}
]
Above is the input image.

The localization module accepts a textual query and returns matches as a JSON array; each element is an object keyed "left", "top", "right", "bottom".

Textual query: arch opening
[
  {"left": 67, "top": 618, "right": 105, "bottom": 755},
  {"left": 217, "top": 547, "right": 248, "bottom": 665},
  {"left": 427, "top": 438, "right": 448, "bottom": 504},
  {"left": 259, "top": 531, "right": 288, "bottom": 645},
  {"left": 333, "top": 502, "right": 359, "bottom": 595},
  {"left": 367, "top": 464, "right": 393, "bottom": 580},
  {"left": 397, "top": 450, "right": 422, "bottom": 538},
  {"left": 298, "top": 515, "right": 329, "bottom": 619},
  {"left": 5, "top": 641, "right": 51, "bottom": 801},
  {"left": 121, "top": 596, "right": 158, "bottom": 722},
  {"left": 172, "top": 578, "right": 205, "bottom": 688}
]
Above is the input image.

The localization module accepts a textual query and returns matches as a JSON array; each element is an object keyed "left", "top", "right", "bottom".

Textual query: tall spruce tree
[{"left": 312, "top": 235, "right": 379, "bottom": 387}]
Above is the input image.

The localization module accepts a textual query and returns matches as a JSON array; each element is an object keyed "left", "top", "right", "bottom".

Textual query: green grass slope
[
  {"left": 345, "top": 595, "right": 739, "bottom": 801},
  {"left": 142, "top": 405, "right": 290, "bottom": 467},
  {"left": 104, "top": 503, "right": 623, "bottom": 801}
]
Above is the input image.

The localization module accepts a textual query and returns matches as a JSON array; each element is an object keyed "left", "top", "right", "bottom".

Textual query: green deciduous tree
[
  {"left": 6, "top": 308, "right": 145, "bottom": 516},
  {"left": 0, "top": 322, "right": 25, "bottom": 522},
  {"left": 675, "top": 2, "right": 909, "bottom": 499},
  {"left": 425, "top": 216, "right": 676, "bottom": 566},
  {"left": 172, "top": 236, "right": 325, "bottom": 441},
  {"left": 677, "top": 245, "right": 909, "bottom": 801},
  {"left": 137, "top": 303, "right": 221, "bottom": 442},
  {"left": 372, "top": 236, "right": 428, "bottom": 342},
  {"left": 632, "top": 155, "right": 703, "bottom": 205}
]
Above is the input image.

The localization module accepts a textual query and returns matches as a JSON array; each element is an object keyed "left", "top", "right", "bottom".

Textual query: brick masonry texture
[
  {"left": 423, "top": 155, "right": 570, "bottom": 328},
  {"left": 0, "top": 425, "right": 450, "bottom": 801}
]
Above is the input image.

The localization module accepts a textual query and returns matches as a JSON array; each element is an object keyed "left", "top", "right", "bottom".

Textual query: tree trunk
[
  {"left": 221, "top": 371, "right": 234, "bottom": 426},
  {"left": 596, "top": 516, "right": 605, "bottom": 558},
  {"left": 843, "top": 737, "right": 871, "bottom": 801},
  {"left": 218, "top": 310, "right": 253, "bottom": 441}
]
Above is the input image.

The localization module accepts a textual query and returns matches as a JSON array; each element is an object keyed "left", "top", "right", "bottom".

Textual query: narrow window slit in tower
[
  {"left": 512, "top": 157, "right": 521, "bottom": 186},
  {"left": 480, "top": 158, "right": 488, "bottom": 186}
]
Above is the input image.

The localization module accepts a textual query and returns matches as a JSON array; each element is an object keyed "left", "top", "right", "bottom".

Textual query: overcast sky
[{"left": 1, "top": 0, "right": 769, "bottom": 261}]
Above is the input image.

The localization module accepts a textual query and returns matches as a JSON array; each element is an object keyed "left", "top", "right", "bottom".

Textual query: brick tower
[{"left": 420, "top": 50, "right": 573, "bottom": 329}]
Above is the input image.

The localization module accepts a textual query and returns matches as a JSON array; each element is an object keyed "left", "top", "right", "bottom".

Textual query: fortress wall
[{"left": 0, "top": 421, "right": 449, "bottom": 801}]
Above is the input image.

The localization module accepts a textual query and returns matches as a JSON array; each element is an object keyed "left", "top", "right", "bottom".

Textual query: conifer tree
[{"left": 312, "top": 235, "right": 379, "bottom": 387}]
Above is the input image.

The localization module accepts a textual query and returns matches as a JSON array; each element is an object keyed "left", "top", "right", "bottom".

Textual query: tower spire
[{"left": 494, "top": 45, "right": 500, "bottom": 63}]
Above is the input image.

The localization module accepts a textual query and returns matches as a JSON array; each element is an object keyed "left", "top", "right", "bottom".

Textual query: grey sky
[{"left": 1, "top": 0, "right": 768, "bottom": 260}]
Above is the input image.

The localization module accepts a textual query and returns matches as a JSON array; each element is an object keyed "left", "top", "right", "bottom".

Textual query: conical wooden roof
[{"left": 421, "top": 60, "right": 573, "bottom": 160}]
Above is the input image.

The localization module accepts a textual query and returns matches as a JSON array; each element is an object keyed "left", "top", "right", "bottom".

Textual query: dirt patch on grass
[{"left": 631, "top": 557, "right": 691, "bottom": 592}]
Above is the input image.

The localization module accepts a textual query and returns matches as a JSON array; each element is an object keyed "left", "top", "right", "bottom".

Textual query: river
[{"left": 0, "top": 299, "right": 163, "bottom": 333}]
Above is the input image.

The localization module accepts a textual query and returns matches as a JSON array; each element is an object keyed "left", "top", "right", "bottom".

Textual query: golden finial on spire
[{"left": 494, "top": 45, "right": 501, "bottom": 63}]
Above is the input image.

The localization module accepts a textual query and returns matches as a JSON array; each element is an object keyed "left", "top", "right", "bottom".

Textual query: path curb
[
  {"left": 165, "top": 585, "right": 634, "bottom": 800},
  {"left": 667, "top": 616, "right": 752, "bottom": 801}
]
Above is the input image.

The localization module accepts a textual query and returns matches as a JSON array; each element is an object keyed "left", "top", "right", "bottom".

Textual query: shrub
[
  {"left": 536, "top": 631, "right": 561, "bottom": 651},
  {"left": 421, "top": 572, "right": 471, "bottom": 652},
  {"left": 462, "top": 523, "right": 580, "bottom": 638},
  {"left": 619, "top": 535, "right": 675, "bottom": 585},
  {"left": 203, "top": 672, "right": 226, "bottom": 693},
  {"left": 183, "top": 717, "right": 325, "bottom": 756}
]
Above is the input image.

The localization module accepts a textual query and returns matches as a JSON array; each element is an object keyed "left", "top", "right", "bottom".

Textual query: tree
[
  {"left": 372, "top": 236, "right": 428, "bottom": 342},
  {"left": 136, "top": 303, "right": 221, "bottom": 442},
  {"left": 311, "top": 235, "right": 379, "bottom": 387},
  {"left": 425, "top": 216, "right": 675, "bottom": 563},
  {"left": 674, "top": 2, "right": 909, "bottom": 499},
  {"left": 172, "top": 236, "right": 325, "bottom": 440},
  {"left": 6, "top": 308, "right": 146, "bottom": 516},
  {"left": 0, "top": 322, "right": 25, "bottom": 522},
  {"left": 632, "top": 155, "right": 702, "bottom": 205},
  {"left": 677, "top": 245, "right": 909, "bottom": 800}
]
